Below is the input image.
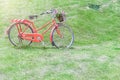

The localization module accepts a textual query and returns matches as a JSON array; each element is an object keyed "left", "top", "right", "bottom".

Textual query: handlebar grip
[{"left": 40, "top": 13, "right": 44, "bottom": 15}]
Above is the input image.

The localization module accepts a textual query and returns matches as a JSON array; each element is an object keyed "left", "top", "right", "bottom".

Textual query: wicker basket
[{"left": 56, "top": 13, "right": 65, "bottom": 22}]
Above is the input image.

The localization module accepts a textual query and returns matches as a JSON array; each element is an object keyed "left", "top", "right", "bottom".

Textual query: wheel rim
[
  {"left": 8, "top": 23, "right": 33, "bottom": 47},
  {"left": 52, "top": 24, "right": 74, "bottom": 48}
]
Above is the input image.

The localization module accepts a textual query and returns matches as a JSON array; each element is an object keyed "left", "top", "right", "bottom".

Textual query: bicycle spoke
[
  {"left": 52, "top": 23, "right": 74, "bottom": 48},
  {"left": 8, "top": 23, "right": 33, "bottom": 47},
  {"left": 22, "top": 25, "right": 29, "bottom": 34}
]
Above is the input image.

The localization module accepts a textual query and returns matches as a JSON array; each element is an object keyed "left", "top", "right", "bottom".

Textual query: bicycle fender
[
  {"left": 50, "top": 27, "right": 56, "bottom": 43},
  {"left": 11, "top": 19, "right": 33, "bottom": 26},
  {"left": 50, "top": 22, "right": 59, "bottom": 42}
]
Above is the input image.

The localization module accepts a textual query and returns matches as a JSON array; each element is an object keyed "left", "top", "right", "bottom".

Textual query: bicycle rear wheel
[
  {"left": 52, "top": 23, "right": 74, "bottom": 48},
  {"left": 8, "top": 22, "right": 33, "bottom": 47}
]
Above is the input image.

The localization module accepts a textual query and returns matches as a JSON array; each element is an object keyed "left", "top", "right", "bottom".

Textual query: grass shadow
[
  {"left": 114, "top": 48, "right": 120, "bottom": 50},
  {"left": 13, "top": 45, "right": 76, "bottom": 50}
]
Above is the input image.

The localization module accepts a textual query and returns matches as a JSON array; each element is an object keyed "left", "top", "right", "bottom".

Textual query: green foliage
[{"left": 0, "top": 0, "right": 120, "bottom": 80}]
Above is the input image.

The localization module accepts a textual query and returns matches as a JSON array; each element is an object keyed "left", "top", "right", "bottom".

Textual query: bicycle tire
[
  {"left": 52, "top": 23, "right": 74, "bottom": 48},
  {"left": 8, "top": 22, "right": 34, "bottom": 47}
]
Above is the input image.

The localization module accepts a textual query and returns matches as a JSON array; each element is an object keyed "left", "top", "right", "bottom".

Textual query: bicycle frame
[{"left": 11, "top": 19, "right": 59, "bottom": 43}]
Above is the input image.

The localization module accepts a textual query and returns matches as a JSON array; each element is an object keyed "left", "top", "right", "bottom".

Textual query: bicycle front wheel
[
  {"left": 52, "top": 23, "right": 74, "bottom": 48},
  {"left": 8, "top": 22, "right": 34, "bottom": 47}
]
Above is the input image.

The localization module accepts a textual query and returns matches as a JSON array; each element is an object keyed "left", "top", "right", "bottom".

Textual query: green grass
[{"left": 0, "top": 0, "right": 120, "bottom": 80}]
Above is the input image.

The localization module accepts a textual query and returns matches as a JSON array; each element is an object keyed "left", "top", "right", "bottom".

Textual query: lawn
[{"left": 0, "top": 0, "right": 120, "bottom": 80}]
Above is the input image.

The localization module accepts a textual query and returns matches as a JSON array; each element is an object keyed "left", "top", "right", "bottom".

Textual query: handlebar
[
  {"left": 40, "top": 9, "right": 54, "bottom": 15},
  {"left": 29, "top": 9, "right": 57, "bottom": 20}
]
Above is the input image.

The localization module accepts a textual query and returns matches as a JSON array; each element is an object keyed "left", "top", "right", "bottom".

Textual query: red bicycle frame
[{"left": 11, "top": 19, "right": 59, "bottom": 43}]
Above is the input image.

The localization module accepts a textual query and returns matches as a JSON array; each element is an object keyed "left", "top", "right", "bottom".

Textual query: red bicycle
[{"left": 8, "top": 9, "right": 74, "bottom": 48}]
